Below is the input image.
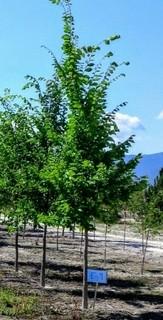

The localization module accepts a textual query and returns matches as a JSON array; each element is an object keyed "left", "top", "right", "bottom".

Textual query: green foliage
[
  {"left": 153, "top": 168, "right": 163, "bottom": 212},
  {"left": 22, "top": 74, "right": 67, "bottom": 226},
  {"left": 50, "top": 0, "right": 62, "bottom": 4},
  {"left": 48, "top": 0, "right": 140, "bottom": 230},
  {"left": 0, "top": 288, "right": 38, "bottom": 317},
  {"left": 0, "top": 69, "right": 67, "bottom": 229},
  {"left": 0, "top": 101, "right": 38, "bottom": 228},
  {"left": 0, "top": 0, "right": 141, "bottom": 235},
  {"left": 128, "top": 186, "right": 163, "bottom": 235},
  {"left": 100, "top": 203, "right": 121, "bottom": 226},
  {"left": 104, "top": 34, "right": 121, "bottom": 45}
]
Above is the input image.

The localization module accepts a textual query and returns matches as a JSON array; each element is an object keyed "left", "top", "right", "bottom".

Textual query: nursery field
[{"left": 0, "top": 223, "right": 163, "bottom": 320}]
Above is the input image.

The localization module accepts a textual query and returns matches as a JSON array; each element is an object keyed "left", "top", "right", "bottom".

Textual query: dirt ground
[{"left": 0, "top": 223, "right": 163, "bottom": 319}]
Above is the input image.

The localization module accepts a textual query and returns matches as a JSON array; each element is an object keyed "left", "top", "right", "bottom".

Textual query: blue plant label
[{"left": 87, "top": 268, "right": 108, "bottom": 284}]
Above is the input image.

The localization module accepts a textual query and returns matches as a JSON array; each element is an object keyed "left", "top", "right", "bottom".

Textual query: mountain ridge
[{"left": 125, "top": 152, "right": 163, "bottom": 184}]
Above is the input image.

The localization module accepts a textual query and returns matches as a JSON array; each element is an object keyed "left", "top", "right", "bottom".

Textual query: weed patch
[{"left": 0, "top": 287, "right": 38, "bottom": 318}]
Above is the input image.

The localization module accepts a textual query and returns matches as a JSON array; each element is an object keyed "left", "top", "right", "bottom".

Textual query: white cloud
[
  {"left": 114, "top": 112, "right": 143, "bottom": 135},
  {"left": 157, "top": 110, "right": 163, "bottom": 120}
]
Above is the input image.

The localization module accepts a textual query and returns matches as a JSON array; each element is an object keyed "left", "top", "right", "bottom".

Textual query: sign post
[
  {"left": 87, "top": 269, "right": 108, "bottom": 309},
  {"left": 93, "top": 282, "right": 98, "bottom": 310}
]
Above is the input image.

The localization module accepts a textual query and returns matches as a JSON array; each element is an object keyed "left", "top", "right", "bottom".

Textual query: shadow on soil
[
  {"left": 98, "top": 311, "right": 163, "bottom": 320},
  {"left": 108, "top": 240, "right": 157, "bottom": 251},
  {"left": 45, "top": 287, "right": 163, "bottom": 306},
  {"left": 96, "top": 258, "right": 134, "bottom": 264},
  {"left": 0, "top": 260, "right": 146, "bottom": 290},
  {"left": 0, "top": 259, "right": 82, "bottom": 273},
  {"left": 0, "top": 240, "right": 8, "bottom": 247}
]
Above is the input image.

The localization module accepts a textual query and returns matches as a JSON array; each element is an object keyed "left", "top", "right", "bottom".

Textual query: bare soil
[{"left": 0, "top": 223, "right": 163, "bottom": 319}]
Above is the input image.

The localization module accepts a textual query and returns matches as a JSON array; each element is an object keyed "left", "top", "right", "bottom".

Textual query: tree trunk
[
  {"left": 123, "top": 210, "right": 127, "bottom": 250},
  {"left": 62, "top": 227, "right": 65, "bottom": 237},
  {"left": 15, "top": 228, "right": 19, "bottom": 272},
  {"left": 33, "top": 216, "right": 38, "bottom": 231},
  {"left": 82, "top": 229, "right": 88, "bottom": 309},
  {"left": 23, "top": 219, "right": 26, "bottom": 240},
  {"left": 80, "top": 228, "right": 83, "bottom": 257},
  {"left": 93, "top": 219, "right": 96, "bottom": 241},
  {"left": 141, "top": 229, "right": 145, "bottom": 254},
  {"left": 104, "top": 224, "right": 108, "bottom": 266},
  {"left": 40, "top": 224, "right": 47, "bottom": 287},
  {"left": 56, "top": 226, "right": 59, "bottom": 251},
  {"left": 72, "top": 224, "right": 75, "bottom": 239},
  {"left": 141, "top": 230, "right": 149, "bottom": 275}
]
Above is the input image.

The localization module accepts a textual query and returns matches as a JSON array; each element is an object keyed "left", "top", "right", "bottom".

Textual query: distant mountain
[{"left": 125, "top": 152, "right": 163, "bottom": 184}]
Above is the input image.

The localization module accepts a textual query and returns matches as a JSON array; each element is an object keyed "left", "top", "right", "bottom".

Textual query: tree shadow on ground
[
  {"left": 146, "top": 269, "right": 163, "bottom": 274},
  {"left": 136, "top": 312, "right": 163, "bottom": 320},
  {"left": 96, "top": 258, "right": 134, "bottom": 264},
  {"left": 0, "top": 240, "right": 9, "bottom": 247},
  {"left": 0, "top": 259, "right": 145, "bottom": 289},
  {"left": 109, "top": 278, "right": 145, "bottom": 288},
  {"left": 47, "top": 273, "right": 145, "bottom": 288},
  {"left": 48, "top": 287, "right": 163, "bottom": 306},
  {"left": 97, "top": 311, "right": 163, "bottom": 320},
  {"left": 109, "top": 240, "right": 157, "bottom": 251},
  {"left": 0, "top": 259, "right": 82, "bottom": 273},
  {"left": 0, "top": 226, "right": 8, "bottom": 232}
]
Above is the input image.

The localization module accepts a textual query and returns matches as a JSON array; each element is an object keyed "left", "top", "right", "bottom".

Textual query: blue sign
[{"left": 87, "top": 269, "right": 108, "bottom": 284}]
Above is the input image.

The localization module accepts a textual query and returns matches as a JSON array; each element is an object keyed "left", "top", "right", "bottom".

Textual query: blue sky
[{"left": 0, "top": 0, "right": 163, "bottom": 155}]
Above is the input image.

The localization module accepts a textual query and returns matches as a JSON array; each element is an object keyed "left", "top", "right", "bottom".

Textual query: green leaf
[
  {"left": 111, "top": 61, "right": 118, "bottom": 68},
  {"left": 105, "top": 51, "right": 113, "bottom": 58},
  {"left": 50, "top": 0, "right": 61, "bottom": 4},
  {"left": 104, "top": 35, "right": 121, "bottom": 45},
  {"left": 85, "top": 67, "right": 93, "bottom": 72},
  {"left": 110, "top": 34, "right": 121, "bottom": 41},
  {"left": 104, "top": 39, "right": 110, "bottom": 45}
]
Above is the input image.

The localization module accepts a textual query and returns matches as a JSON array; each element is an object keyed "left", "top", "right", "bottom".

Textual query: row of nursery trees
[
  {"left": 0, "top": 0, "right": 162, "bottom": 309},
  {"left": 127, "top": 168, "right": 163, "bottom": 275}
]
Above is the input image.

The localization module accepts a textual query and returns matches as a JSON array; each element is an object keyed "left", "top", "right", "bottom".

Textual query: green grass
[{"left": 0, "top": 287, "right": 38, "bottom": 318}]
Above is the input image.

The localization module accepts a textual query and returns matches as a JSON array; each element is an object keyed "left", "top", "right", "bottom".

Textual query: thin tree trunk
[
  {"left": 40, "top": 224, "right": 47, "bottom": 287},
  {"left": 62, "top": 227, "right": 65, "bottom": 237},
  {"left": 141, "top": 230, "right": 149, "bottom": 275},
  {"left": 93, "top": 219, "right": 96, "bottom": 241},
  {"left": 15, "top": 228, "right": 19, "bottom": 272},
  {"left": 80, "top": 228, "right": 83, "bottom": 257},
  {"left": 82, "top": 229, "right": 88, "bottom": 310},
  {"left": 104, "top": 224, "right": 108, "bottom": 266},
  {"left": 142, "top": 229, "right": 145, "bottom": 254},
  {"left": 72, "top": 224, "right": 75, "bottom": 239},
  {"left": 33, "top": 216, "right": 38, "bottom": 231},
  {"left": 141, "top": 223, "right": 145, "bottom": 254},
  {"left": 23, "top": 219, "right": 26, "bottom": 240},
  {"left": 56, "top": 226, "right": 59, "bottom": 251},
  {"left": 123, "top": 210, "right": 127, "bottom": 250}
]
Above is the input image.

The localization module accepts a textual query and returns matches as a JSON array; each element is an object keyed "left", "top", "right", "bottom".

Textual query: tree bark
[
  {"left": 141, "top": 230, "right": 149, "bottom": 275},
  {"left": 62, "top": 226, "right": 65, "bottom": 237},
  {"left": 56, "top": 226, "right": 59, "bottom": 251},
  {"left": 33, "top": 215, "right": 38, "bottom": 231},
  {"left": 93, "top": 219, "right": 96, "bottom": 241},
  {"left": 82, "top": 229, "right": 88, "bottom": 309},
  {"left": 15, "top": 228, "right": 19, "bottom": 272},
  {"left": 123, "top": 210, "right": 127, "bottom": 250},
  {"left": 40, "top": 224, "right": 47, "bottom": 287},
  {"left": 104, "top": 224, "right": 107, "bottom": 266},
  {"left": 72, "top": 224, "right": 75, "bottom": 239},
  {"left": 80, "top": 228, "right": 83, "bottom": 257},
  {"left": 23, "top": 219, "right": 26, "bottom": 240},
  {"left": 141, "top": 228, "right": 145, "bottom": 254}
]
